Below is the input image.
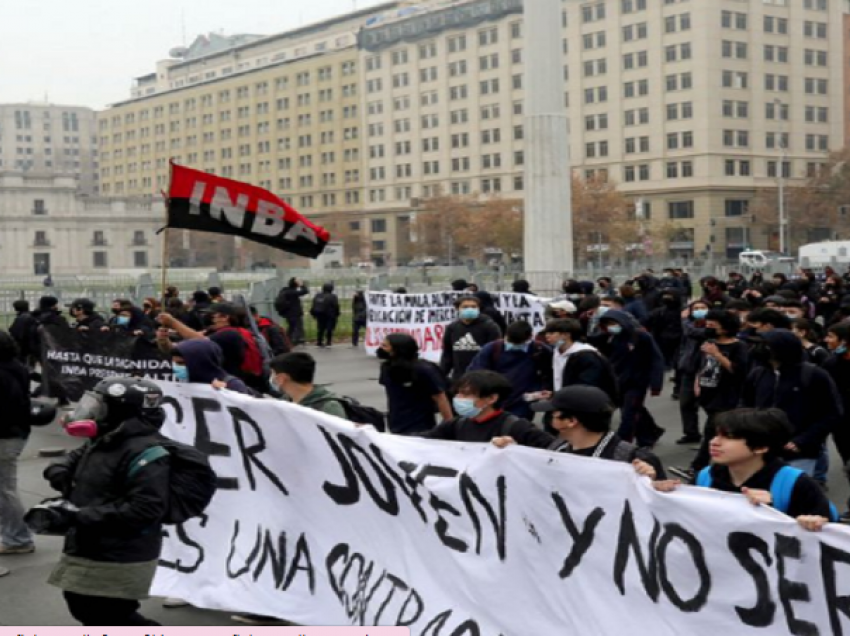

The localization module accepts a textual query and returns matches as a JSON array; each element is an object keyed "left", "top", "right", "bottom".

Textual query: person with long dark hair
[{"left": 378, "top": 334, "right": 452, "bottom": 434}]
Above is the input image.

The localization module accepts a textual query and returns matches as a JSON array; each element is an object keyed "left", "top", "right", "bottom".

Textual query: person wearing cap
[
  {"left": 491, "top": 385, "right": 665, "bottom": 479},
  {"left": 546, "top": 299, "right": 577, "bottom": 321},
  {"left": 68, "top": 299, "right": 105, "bottom": 332}
]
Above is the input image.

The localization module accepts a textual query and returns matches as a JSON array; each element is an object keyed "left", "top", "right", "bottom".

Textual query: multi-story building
[
  {"left": 100, "top": 0, "right": 846, "bottom": 267},
  {"left": 0, "top": 103, "right": 99, "bottom": 194},
  {"left": 0, "top": 174, "right": 162, "bottom": 275}
]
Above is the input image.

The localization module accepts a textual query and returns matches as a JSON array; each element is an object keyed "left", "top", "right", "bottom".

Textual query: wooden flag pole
[{"left": 159, "top": 160, "right": 174, "bottom": 308}]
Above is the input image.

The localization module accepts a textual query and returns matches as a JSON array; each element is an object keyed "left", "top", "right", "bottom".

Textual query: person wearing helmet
[{"left": 42, "top": 377, "right": 171, "bottom": 626}]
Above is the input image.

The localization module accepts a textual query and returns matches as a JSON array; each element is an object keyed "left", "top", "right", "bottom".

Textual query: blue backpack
[{"left": 696, "top": 465, "right": 839, "bottom": 522}]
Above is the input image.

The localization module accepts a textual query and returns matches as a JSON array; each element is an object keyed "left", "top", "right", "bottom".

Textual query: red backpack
[{"left": 217, "top": 326, "right": 264, "bottom": 377}]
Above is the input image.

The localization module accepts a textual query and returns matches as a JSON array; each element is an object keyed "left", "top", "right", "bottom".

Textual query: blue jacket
[{"left": 468, "top": 340, "right": 553, "bottom": 410}]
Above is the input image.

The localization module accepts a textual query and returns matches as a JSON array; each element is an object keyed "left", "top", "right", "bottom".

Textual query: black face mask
[
  {"left": 376, "top": 348, "right": 391, "bottom": 360},
  {"left": 703, "top": 328, "right": 718, "bottom": 341},
  {"left": 751, "top": 344, "right": 773, "bottom": 364},
  {"left": 662, "top": 297, "right": 678, "bottom": 308}
]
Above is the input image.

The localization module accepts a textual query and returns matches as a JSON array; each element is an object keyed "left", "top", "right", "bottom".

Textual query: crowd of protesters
[{"left": 2, "top": 265, "right": 850, "bottom": 624}]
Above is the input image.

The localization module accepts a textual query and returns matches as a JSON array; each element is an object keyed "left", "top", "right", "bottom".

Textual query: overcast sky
[{"left": 0, "top": 0, "right": 387, "bottom": 110}]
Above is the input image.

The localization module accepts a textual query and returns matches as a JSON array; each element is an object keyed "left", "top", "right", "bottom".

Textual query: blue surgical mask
[
  {"left": 172, "top": 363, "right": 189, "bottom": 382},
  {"left": 116, "top": 315, "right": 130, "bottom": 327},
  {"left": 692, "top": 309, "right": 708, "bottom": 320},
  {"left": 607, "top": 325, "right": 623, "bottom": 335},
  {"left": 555, "top": 339, "right": 567, "bottom": 349},
  {"left": 459, "top": 308, "right": 480, "bottom": 321},
  {"left": 597, "top": 306, "right": 609, "bottom": 317},
  {"left": 837, "top": 346, "right": 848, "bottom": 355},
  {"left": 453, "top": 397, "right": 482, "bottom": 418},
  {"left": 505, "top": 342, "right": 529, "bottom": 352}
]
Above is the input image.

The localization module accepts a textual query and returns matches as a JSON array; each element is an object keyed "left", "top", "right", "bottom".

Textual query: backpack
[
  {"left": 696, "top": 465, "right": 839, "bottom": 522},
  {"left": 748, "top": 362, "right": 817, "bottom": 399},
  {"left": 274, "top": 290, "right": 292, "bottom": 316},
  {"left": 315, "top": 395, "right": 387, "bottom": 432},
  {"left": 128, "top": 439, "right": 218, "bottom": 525},
  {"left": 218, "top": 326, "right": 264, "bottom": 377},
  {"left": 566, "top": 350, "right": 622, "bottom": 408},
  {"left": 311, "top": 293, "right": 330, "bottom": 316}
]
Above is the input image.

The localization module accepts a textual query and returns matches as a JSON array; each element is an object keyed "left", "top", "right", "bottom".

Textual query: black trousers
[
  {"left": 316, "top": 315, "right": 337, "bottom": 346},
  {"left": 285, "top": 315, "right": 305, "bottom": 344},
  {"left": 64, "top": 592, "right": 160, "bottom": 626}
]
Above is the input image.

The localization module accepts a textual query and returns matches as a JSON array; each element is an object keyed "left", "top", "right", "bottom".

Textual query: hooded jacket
[
  {"left": 474, "top": 291, "right": 507, "bottom": 334},
  {"left": 677, "top": 306, "right": 709, "bottom": 376},
  {"left": 10, "top": 311, "right": 37, "bottom": 358},
  {"left": 175, "top": 339, "right": 250, "bottom": 394},
  {"left": 0, "top": 359, "right": 31, "bottom": 439},
  {"left": 440, "top": 314, "right": 502, "bottom": 379},
  {"left": 588, "top": 309, "right": 665, "bottom": 393},
  {"left": 311, "top": 284, "right": 341, "bottom": 319},
  {"left": 741, "top": 330, "right": 843, "bottom": 458},
  {"left": 44, "top": 415, "right": 171, "bottom": 564}
]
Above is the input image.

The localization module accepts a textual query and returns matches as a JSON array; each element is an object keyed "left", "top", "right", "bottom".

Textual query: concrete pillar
[{"left": 523, "top": 0, "right": 573, "bottom": 295}]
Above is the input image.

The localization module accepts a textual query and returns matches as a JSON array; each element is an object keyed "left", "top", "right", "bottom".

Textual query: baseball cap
[
  {"left": 67, "top": 298, "right": 95, "bottom": 312},
  {"left": 548, "top": 300, "right": 577, "bottom": 313},
  {"left": 531, "top": 385, "right": 614, "bottom": 414}
]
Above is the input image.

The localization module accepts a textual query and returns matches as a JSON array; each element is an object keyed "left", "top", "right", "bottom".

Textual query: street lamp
[{"left": 775, "top": 99, "right": 787, "bottom": 255}]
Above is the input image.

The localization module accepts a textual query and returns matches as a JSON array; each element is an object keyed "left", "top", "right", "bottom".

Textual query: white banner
[
  {"left": 152, "top": 383, "right": 850, "bottom": 635},
  {"left": 363, "top": 291, "right": 550, "bottom": 362}
]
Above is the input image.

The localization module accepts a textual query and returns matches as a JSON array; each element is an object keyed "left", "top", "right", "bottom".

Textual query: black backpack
[
  {"left": 128, "top": 438, "right": 218, "bottom": 525},
  {"left": 315, "top": 395, "right": 387, "bottom": 432},
  {"left": 311, "top": 293, "right": 330, "bottom": 315}
]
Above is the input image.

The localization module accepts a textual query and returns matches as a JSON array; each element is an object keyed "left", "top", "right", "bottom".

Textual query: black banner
[{"left": 40, "top": 326, "right": 174, "bottom": 402}]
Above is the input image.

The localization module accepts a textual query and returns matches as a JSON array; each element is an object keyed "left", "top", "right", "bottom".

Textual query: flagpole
[{"left": 160, "top": 160, "right": 173, "bottom": 307}]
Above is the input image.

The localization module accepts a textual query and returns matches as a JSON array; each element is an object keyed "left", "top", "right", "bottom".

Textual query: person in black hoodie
[
  {"left": 0, "top": 331, "right": 35, "bottom": 558},
  {"left": 9, "top": 300, "right": 36, "bottom": 365},
  {"left": 589, "top": 309, "right": 665, "bottom": 447},
  {"left": 68, "top": 299, "right": 105, "bottom": 332},
  {"left": 440, "top": 295, "right": 502, "bottom": 380},
  {"left": 741, "top": 330, "right": 842, "bottom": 477},
  {"left": 43, "top": 377, "right": 171, "bottom": 626},
  {"left": 31, "top": 296, "right": 71, "bottom": 406},
  {"left": 645, "top": 290, "right": 684, "bottom": 373},
  {"left": 474, "top": 290, "right": 507, "bottom": 335},
  {"left": 351, "top": 291, "right": 368, "bottom": 347},
  {"left": 310, "top": 283, "right": 341, "bottom": 348},
  {"left": 275, "top": 278, "right": 309, "bottom": 345}
]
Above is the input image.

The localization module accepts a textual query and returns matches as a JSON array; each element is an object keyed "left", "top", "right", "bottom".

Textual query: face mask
[
  {"left": 116, "top": 315, "right": 130, "bottom": 327},
  {"left": 663, "top": 297, "right": 678, "bottom": 307},
  {"left": 597, "top": 306, "right": 609, "bottom": 317},
  {"left": 453, "top": 397, "right": 482, "bottom": 419},
  {"left": 555, "top": 339, "right": 567, "bottom": 349},
  {"left": 460, "top": 308, "right": 480, "bottom": 321},
  {"left": 376, "top": 348, "right": 392, "bottom": 360},
  {"left": 606, "top": 325, "right": 623, "bottom": 335},
  {"left": 692, "top": 309, "right": 708, "bottom": 320},
  {"left": 703, "top": 328, "right": 718, "bottom": 340},
  {"left": 505, "top": 342, "right": 529, "bottom": 352},
  {"left": 172, "top": 363, "right": 189, "bottom": 382},
  {"left": 111, "top": 308, "right": 121, "bottom": 316},
  {"left": 836, "top": 345, "right": 848, "bottom": 355}
]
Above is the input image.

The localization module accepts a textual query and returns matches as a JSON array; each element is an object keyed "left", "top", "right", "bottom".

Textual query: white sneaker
[{"left": 162, "top": 597, "right": 190, "bottom": 608}]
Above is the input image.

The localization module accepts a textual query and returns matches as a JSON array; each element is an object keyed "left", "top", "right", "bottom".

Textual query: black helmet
[
  {"left": 93, "top": 377, "right": 164, "bottom": 413},
  {"left": 29, "top": 398, "right": 57, "bottom": 427}
]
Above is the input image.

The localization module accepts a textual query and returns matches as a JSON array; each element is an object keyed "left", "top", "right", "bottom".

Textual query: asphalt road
[{"left": 2, "top": 344, "right": 847, "bottom": 626}]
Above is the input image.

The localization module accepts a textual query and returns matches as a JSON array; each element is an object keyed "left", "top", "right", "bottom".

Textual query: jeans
[
  {"left": 619, "top": 389, "right": 663, "bottom": 447},
  {"left": 285, "top": 315, "right": 305, "bottom": 345},
  {"left": 352, "top": 319, "right": 367, "bottom": 347},
  {"left": 0, "top": 437, "right": 33, "bottom": 549},
  {"left": 316, "top": 316, "right": 337, "bottom": 346},
  {"left": 64, "top": 592, "right": 160, "bottom": 626},
  {"left": 814, "top": 444, "right": 829, "bottom": 483},
  {"left": 787, "top": 458, "right": 818, "bottom": 477},
  {"left": 678, "top": 374, "right": 701, "bottom": 439}
]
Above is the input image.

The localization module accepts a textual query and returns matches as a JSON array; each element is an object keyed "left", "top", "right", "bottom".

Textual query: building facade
[
  {"left": 0, "top": 174, "right": 162, "bottom": 275},
  {"left": 99, "top": 0, "right": 846, "bottom": 266},
  {"left": 0, "top": 103, "right": 99, "bottom": 194}
]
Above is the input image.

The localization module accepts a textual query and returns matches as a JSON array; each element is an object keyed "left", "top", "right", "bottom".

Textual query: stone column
[{"left": 523, "top": 0, "right": 572, "bottom": 295}]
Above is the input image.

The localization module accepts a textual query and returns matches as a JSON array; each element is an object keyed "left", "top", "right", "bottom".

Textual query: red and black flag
[{"left": 166, "top": 162, "right": 331, "bottom": 259}]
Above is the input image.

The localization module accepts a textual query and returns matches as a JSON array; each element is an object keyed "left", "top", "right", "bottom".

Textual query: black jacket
[
  {"left": 588, "top": 310, "right": 665, "bottom": 393},
  {"left": 0, "top": 360, "right": 31, "bottom": 439},
  {"left": 275, "top": 285, "right": 309, "bottom": 319},
  {"left": 440, "top": 316, "right": 502, "bottom": 379},
  {"left": 44, "top": 416, "right": 171, "bottom": 563},
  {"left": 352, "top": 296, "right": 368, "bottom": 323},
  {"left": 425, "top": 411, "right": 554, "bottom": 447},
  {"left": 73, "top": 313, "right": 106, "bottom": 331},
  {"left": 9, "top": 312, "right": 37, "bottom": 358},
  {"left": 741, "top": 330, "right": 843, "bottom": 459},
  {"left": 311, "top": 290, "right": 341, "bottom": 319},
  {"left": 31, "top": 310, "right": 70, "bottom": 357},
  {"left": 561, "top": 349, "right": 621, "bottom": 406}
]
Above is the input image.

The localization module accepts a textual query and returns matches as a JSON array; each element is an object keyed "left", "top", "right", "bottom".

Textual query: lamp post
[{"left": 775, "top": 99, "right": 787, "bottom": 255}]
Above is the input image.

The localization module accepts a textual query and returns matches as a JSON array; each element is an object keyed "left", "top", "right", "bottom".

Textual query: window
[
  {"left": 725, "top": 200, "right": 749, "bottom": 217},
  {"left": 622, "top": 0, "right": 647, "bottom": 13},
  {"left": 722, "top": 40, "right": 748, "bottom": 59},
  {"left": 764, "top": 45, "right": 789, "bottom": 64},
  {"left": 93, "top": 251, "right": 107, "bottom": 268},
  {"left": 804, "top": 49, "right": 828, "bottom": 67},
  {"left": 725, "top": 159, "right": 751, "bottom": 176},
  {"left": 478, "top": 27, "right": 498, "bottom": 46},
  {"left": 722, "top": 10, "right": 748, "bottom": 29},
  {"left": 723, "top": 130, "right": 750, "bottom": 148},
  {"left": 622, "top": 22, "right": 648, "bottom": 41},
  {"left": 765, "top": 74, "right": 789, "bottom": 92},
  {"left": 805, "top": 106, "right": 829, "bottom": 123},
  {"left": 804, "top": 21, "right": 828, "bottom": 39},
  {"left": 764, "top": 16, "right": 789, "bottom": 35},
  {"left": 623, "top": 51, "right": 648, "bottom": 70},
  {"left": 582, "top": 2, "right": 606, "bottom": 23},
  {"left": 33, "top": 199, "right": 46, "bottom": 215},
  {"left": 668, "top": 201, "right": 694, "bottom": 219},
  {"left": 371, "top": 219, "right": 387, "bottom": 233},
  {"left": 805, "top": 78, "right": 829, "bottom": 95},
  {"left": 583, "top": 31, "right": 607, "bottom": 50},
  {"left": 723, "top": 100, "right": 749, "bottom": 118},
  {"left": 132, "top": 231, "right": 146, "bottom": 246},
  {"left": 722, "top": 70, "right": 748, "bottom": 89},
  {"left": 134, "top": 251, "right": 148, "bottom": 267},
  {"left": 766, "top": 101, "right": 790, "bottom": 120}
]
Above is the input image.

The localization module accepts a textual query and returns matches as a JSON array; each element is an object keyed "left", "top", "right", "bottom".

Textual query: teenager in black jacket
[{"left": 440, "top": 295, "right": 501, "bottom": 380}]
